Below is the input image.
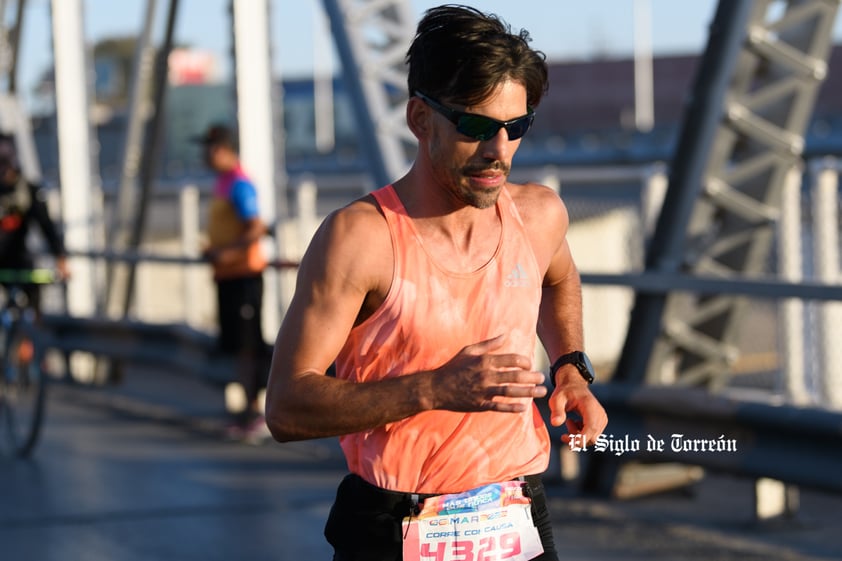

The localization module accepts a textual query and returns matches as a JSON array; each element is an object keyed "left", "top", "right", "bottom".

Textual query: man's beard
[
  {"left": 461, "top": 185, "right": 501, "bottom": 209},
  {"left": 459, "top": 162, "right": 510, "bottom": 209}
]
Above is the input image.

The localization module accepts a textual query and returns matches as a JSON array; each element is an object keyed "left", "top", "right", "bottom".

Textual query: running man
[{"left": 265, "top": 5, "right": 607, "bottom": 560}]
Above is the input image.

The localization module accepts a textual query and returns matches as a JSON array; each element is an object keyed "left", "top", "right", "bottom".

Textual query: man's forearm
[
  {"left": 537, "top": 271, "right": 585, "bottom": 368},
  {"left": 266, "top": 369, "right": 432, "bottom": 442}
]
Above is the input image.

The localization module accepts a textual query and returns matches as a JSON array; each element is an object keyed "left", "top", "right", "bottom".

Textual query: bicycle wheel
[{"left": 0, "top": 323, "right": 46, "bottom": 458}]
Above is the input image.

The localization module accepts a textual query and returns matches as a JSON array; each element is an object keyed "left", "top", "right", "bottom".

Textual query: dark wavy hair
[{"left": 406, "top": 4, "right": 548, "bottom": 109}]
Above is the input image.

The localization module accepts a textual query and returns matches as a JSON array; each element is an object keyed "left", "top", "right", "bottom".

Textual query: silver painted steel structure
[
  {"left": 50, "top": 0, "right": 99, "bottom": 320},
  {"left": 0, "top": 0, "right": 40, "bottom": 183},
  {"left": 106, "top": 0, "right": 160, "bottom": 319},
  {"left": 321, "top": 0, "right": 415, "bottom": 189},
  {"left": 232, "top": 0, "right": 284, "bottom": 336},
  {"left": 615, "top": 0, "right": 841, "bottom": 390}
]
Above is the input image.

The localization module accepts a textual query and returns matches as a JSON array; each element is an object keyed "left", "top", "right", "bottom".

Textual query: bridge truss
[
  {"left": 321, "top": 0, "right": 415, "bottom": 188},
  {"left": 614, "top": 0, "right": 840, "bottom": 389}
]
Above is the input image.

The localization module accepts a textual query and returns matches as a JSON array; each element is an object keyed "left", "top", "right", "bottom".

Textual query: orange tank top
[{"left": 335, "top": 184, "right": 550, "bottom": 494}]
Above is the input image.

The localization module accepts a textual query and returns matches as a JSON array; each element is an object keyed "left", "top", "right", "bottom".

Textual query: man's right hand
[{"left": 427, "top": 334, "right": 547, "bottom": 413}]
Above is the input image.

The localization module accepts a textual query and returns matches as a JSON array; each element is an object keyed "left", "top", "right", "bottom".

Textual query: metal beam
[
  {"left": 576, "top": 383, "right": 842, "bottom": 494},
  {"left": 7, "top": 0, "right": 26, "bottom": 94},
  {"left": 321, "top": 0, "right": 414, "bottom": 189},
  {"left": 232, "top": 0, "right": 284, "bottom": 335},
  {"left": 122, "top": 0, "right": 180, "bottom": 317},
  {"left": 580, "top": 271, "right": 842, "bottom": 302},
  {"left": 105, "top": 0, "right": 159, "bottom": 319},
  {"left": 50, "top": 0, "right": 97, "bottom": 320},
  {"left": 615, "top": 0, "right": 840, "bottom": 388},
  {"left": 39, "top": 313, "right": 234, "bottom": 385}
]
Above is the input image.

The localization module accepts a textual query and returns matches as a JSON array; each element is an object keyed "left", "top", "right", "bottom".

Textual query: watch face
[
  {"left": 550, "top": 351, "right": 594, "bottom": 387},
  {"left": 578, "top": 352, "right": 595, "bottom": 383},
  {"left": 581, "top": 352, "right": 594, "bottom": 374}
]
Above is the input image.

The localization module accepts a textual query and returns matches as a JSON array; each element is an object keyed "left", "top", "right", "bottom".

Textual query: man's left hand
[{"left": 548, "top": 368, "right": 607, "bottom": 445}]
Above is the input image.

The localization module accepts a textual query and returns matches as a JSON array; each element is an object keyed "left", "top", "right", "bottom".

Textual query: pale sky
[{"left": 12, "top": 0, "right": 842, "bottom": 107}]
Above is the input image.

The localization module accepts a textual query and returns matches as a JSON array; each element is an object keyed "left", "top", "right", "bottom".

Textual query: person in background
[
  {"left": 194, "top": 123, "right": 271, "bottom": 444},
  {"left": 0, "top": 132, "right": 69, "bottom": 309},
  {"left": 264, "top": 5, "right": 608, "bottom": 560}
]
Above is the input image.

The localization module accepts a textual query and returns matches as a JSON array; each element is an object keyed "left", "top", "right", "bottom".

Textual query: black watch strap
[{"left": 550, "top": 350, "right": 595, "bottom": 386}]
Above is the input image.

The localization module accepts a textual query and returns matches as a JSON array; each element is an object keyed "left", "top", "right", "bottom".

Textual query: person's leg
[
  {"left": 24, "top": 283, "right": 41, "bottom": 318},
  {"left": 216, "top": 279, "right": 239, "bottom": 355},
  {"left": 233, "top": 275, "right": 270, "bottom": 442},
  {"left": 217, "top": 279, "right": 252, "bottom": 437},
  {"left": 237, "top": 275, "right": 265, "bottom": 413},
  {"left": 18, "top": 284, "right": 41, "bottom": 363}
]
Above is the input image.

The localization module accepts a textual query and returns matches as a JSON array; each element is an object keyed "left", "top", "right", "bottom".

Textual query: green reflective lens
[{"left": 416, "top": 91, "right": 534, "bottom": 141}]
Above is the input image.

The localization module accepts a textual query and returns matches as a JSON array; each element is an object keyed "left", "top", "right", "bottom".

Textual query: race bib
[{"left": 402, "top": 481, "right": 544, "bottom": 561}]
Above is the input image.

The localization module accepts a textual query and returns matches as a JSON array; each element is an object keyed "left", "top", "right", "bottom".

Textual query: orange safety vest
[{"left": 206, "top": 166, "right": 267, "bottom": 280}]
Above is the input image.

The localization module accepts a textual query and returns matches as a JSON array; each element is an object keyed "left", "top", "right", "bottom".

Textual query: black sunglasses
[{"left": 414, "top": 91, "right": 534, "bottom": 141}]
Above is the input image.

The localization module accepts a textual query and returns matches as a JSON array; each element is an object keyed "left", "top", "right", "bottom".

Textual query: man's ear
[{"left": 406, "top": 96, "right": 430, "bottom": 140}]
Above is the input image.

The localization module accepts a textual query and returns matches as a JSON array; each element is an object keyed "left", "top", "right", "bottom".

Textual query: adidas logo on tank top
[{"left": 505, "top": 263, "right": 530, "bottom": 287}]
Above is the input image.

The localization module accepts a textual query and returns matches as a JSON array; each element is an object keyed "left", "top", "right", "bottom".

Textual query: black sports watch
[{"left": 550, "top": 351, "right": 595, "bottom": 386}]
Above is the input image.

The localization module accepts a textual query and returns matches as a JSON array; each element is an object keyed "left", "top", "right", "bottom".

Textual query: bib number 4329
[
  {"left": 402, "top": 486, "right": 544, "bottom": 561},
  {"left": 420, "top": 532, "right": 522, "bottom": 561}
]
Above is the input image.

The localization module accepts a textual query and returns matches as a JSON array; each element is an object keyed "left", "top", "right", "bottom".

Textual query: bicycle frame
[{"left": 0, "top": 269, "right": 61, "bottom": 458}]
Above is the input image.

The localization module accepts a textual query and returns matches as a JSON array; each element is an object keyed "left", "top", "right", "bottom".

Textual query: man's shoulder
[
  {"left": 323, "top": 194, "right": 387, "bottom": 238},
  {"left": 316, "top": 196, "right": 391, "bottom": 266},
  {"left": 506, "top": 181, "right": 567, "bottom": 223},
  {"left": 304, "top": 194, "right": 392, "bottom": 287}
]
